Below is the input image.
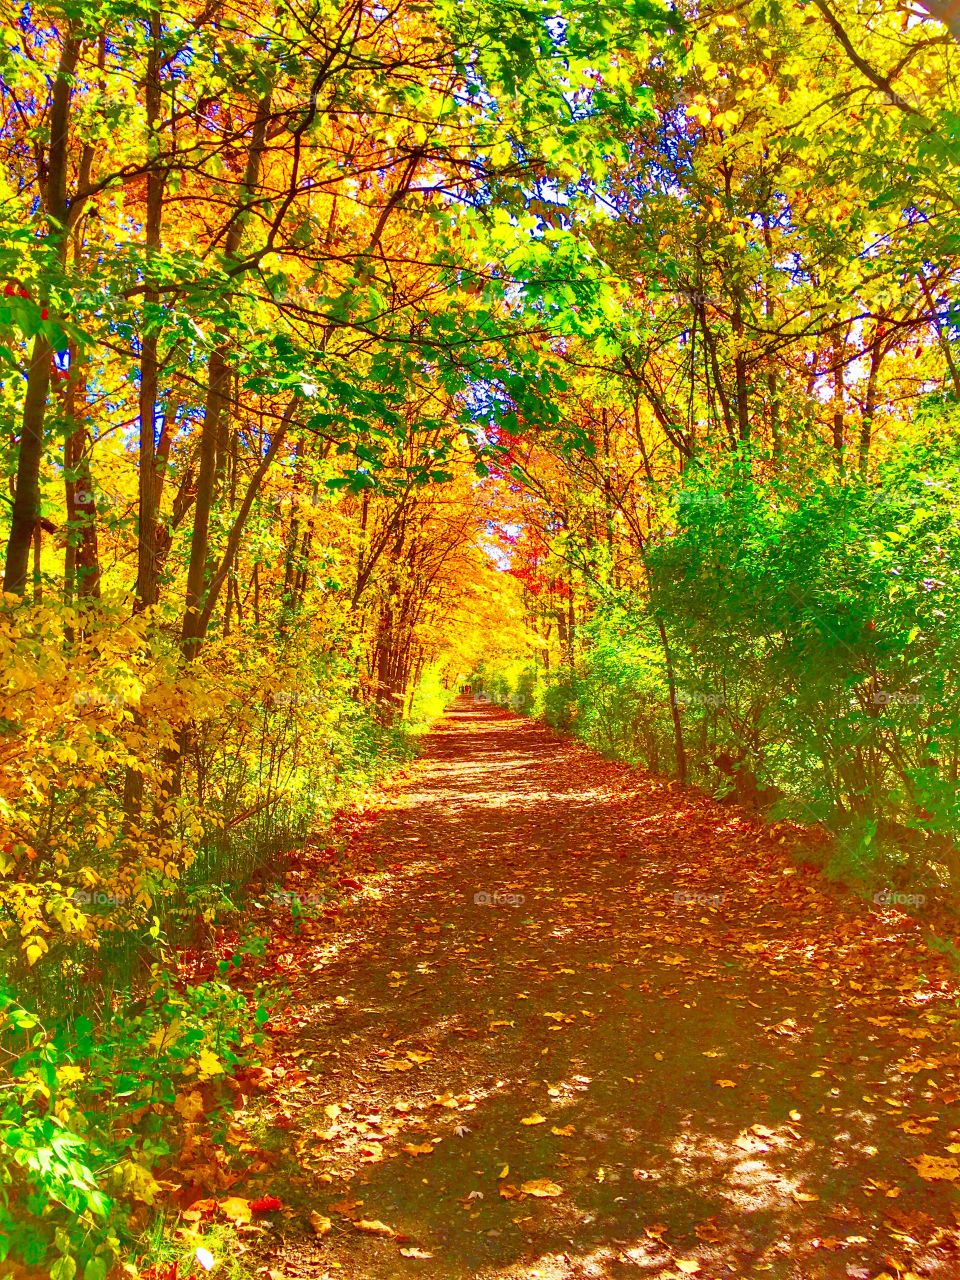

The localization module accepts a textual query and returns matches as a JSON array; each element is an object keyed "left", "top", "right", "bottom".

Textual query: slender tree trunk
[
  {"left": 3, "top": 33, "right": 80, "bottom": 595},
  {"left": 31, "top": 524, "right": 42, "bottom": 604},
  {"left": 858, "top": 329, "right": 885, "bottom": 478},
  {"left": 761, "top": 214, "right": 781, "bottom": 458},
  {"left": 135, "top": 11, "right": 165, "bottom": 611},
  {"left": 63, "top": 352, "right": 101, "bottom": 600},
  {"left": 732, "top": 291, "right": 750, "bottom": 443},
  {"left": 831, "top": 336, "right": 846, "bottom": 468},
  {"left": 181, "top": 97, "right": 270, "bottom": 657},
  {"left": 182, "top": 348, "right": 230, "bottom": 655},
  {"left": 657, "top": 617, "right": 687, "bottom": 786}
]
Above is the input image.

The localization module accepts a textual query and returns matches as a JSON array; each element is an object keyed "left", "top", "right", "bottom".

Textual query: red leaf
[{"left": 249, "top": 1194, "right": 283, "bottom": 1212}]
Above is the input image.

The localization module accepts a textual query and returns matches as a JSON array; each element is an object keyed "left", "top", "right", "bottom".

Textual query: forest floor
[{"left": 195, "top": 701, "right": 960, "bottom": 1280}]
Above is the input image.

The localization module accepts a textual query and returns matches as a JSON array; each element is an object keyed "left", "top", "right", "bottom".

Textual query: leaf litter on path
[{"left": 209, "top": 703, "right": 960, "bottom": 1278}]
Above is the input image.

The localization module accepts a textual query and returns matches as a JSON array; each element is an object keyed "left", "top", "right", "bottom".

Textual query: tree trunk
[
  {"left": 831, "top": 336, "right": 846, "bottom": 468},
  {"left": 657, "top": 617, "right": 687, "bottom": 786},
  {"left": 135, "top": 11, "right": 165, "bottom": 611},
  {"left": 63, "top": 351, "right": 101, "bottom": 600},
  {"left": 858, "top": 329, "right": 885, "bottom": 478},
  {"left": 181, "top": 97, "right": 270, "bottom": 657},
  {"left": 3, "top": 32, "right": 81, "bottom": 595}
]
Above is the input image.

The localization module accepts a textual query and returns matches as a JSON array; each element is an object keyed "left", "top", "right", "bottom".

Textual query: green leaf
[{"left": 51, "top": 1256, "right": 77, "bottom": 1280}]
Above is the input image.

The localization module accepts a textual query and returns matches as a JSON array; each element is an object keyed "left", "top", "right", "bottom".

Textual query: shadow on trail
[{"left": 248, "top": 701, "right": 960, "bottom": 1280}]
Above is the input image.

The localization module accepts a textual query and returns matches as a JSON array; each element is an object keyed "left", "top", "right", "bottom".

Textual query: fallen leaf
[
  {"left": 520, "top": 1113, "right": 546, "bottom": 1126},
  {"left": 219, "top": 1197, "right": 252, "bottom": 1224},
  {"left": 520, "top": 1179, "right": 563, "bottom": 1198},
  {"left": 310, "top": 1211, "right": 332, "bottom": 1237},
  {"left": 175, "top": 1090, "right": 205, "bottom": 1121},
  {"left": 911, "top": 1154, "right": 959, "bottom": 1181},
  {"left": 399, "top": 1247, "right": 434, "bottom": 1259},
  {"left": 249, "top": 1194, "right": 283, "bottom": 1213},
  {"left": 354, "top": 1219, "right": 396, "bottom": 1236}
]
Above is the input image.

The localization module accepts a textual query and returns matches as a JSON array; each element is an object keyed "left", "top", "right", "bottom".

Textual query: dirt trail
[{"left": 241, "top": 701, "right": 960, "bottom": 1280}]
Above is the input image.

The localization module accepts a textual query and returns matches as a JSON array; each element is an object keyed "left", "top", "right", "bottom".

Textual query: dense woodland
[{"left": 1, "top": 0, "right": 960, "bottom": 1272}]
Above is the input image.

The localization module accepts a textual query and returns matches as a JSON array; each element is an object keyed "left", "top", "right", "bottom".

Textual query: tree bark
[
  {"left": 63, "top": 350, "right": 101, "bottom": 600},
  {"left": 3, "top": 32, "right": 81, "bottom": 595},
  {"left": 135, "top": 10, "right": 165, "bottom": 611},
  {"left": 181, "top": 97, "right": 270, "bottom": 657}
]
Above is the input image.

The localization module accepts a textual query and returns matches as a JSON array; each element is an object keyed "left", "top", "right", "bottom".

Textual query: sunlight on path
[{"left": 244, "top": 702, "right": 960, "bottom": 1280}]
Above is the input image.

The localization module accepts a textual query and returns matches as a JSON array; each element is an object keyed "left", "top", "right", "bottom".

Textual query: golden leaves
[
  {"left": 519, "top": 1178, "right": 563, "bottom": 1198},
  {"left": 910, "top": 1154, "right": 959, "bottom": 1181},
  {"left": 219, "top": 1197, "right": 252, "bottom": 1225},
  {"left": 196, "top": 1049, "right": 224, "bottom": 1080},
  {"left": 174, "top": 1090, "right": 205, "bottom": 1122}
]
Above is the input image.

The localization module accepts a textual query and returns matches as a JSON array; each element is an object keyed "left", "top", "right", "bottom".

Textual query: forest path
[{"left": 239, "top": 701, "right": 960, "bottom": 1280}]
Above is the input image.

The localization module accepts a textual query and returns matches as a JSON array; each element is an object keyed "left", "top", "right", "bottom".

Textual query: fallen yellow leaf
[
  {"left": 219, "top": 1196, "right": 252, "bottom": 1224},
  {"left": 911, "top": 1154, "right": 959, "bottom": 1181},
  {"left": 521, "top": 1179, "right": 563, "bottom": 1198},
  {"left": 354, "top": 1219, "right": 396, "bottom": 1236}
]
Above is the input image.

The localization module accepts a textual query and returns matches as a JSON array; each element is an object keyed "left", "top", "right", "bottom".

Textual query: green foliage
[
  {"left": 0, "top": 969, "right": 261, "bottom": 1273},
  {"left": 647, "top": 420, "right": 960, "bottom": 872}
]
